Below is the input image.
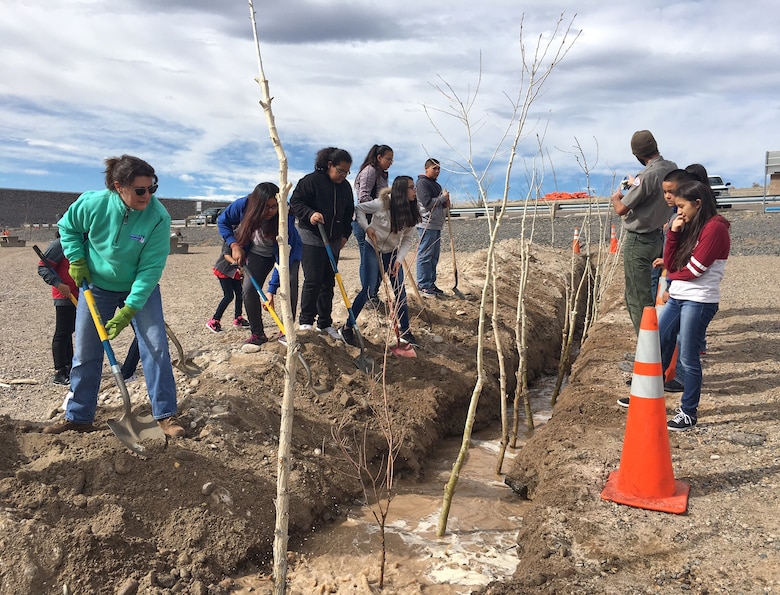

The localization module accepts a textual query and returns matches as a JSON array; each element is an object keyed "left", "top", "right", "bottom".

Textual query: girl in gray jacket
[{"left": 339, "top": 175, "right": 421, "bottom": 347}]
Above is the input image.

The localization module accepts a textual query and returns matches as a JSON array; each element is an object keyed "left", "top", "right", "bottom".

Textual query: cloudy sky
[{"left": 1, "top": 1, "right": 779, "bottom": 203}]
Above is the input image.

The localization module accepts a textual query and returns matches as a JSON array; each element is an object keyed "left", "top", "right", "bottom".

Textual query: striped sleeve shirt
[{"left": 666, "top": 214, "right": 731, "bottom": 303}]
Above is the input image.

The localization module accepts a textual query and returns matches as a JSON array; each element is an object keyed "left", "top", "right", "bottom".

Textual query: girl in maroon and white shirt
[{"left": 659, "top": 180, "right": 730, "bottom": 431}]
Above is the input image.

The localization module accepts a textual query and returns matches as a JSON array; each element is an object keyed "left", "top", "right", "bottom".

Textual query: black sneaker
[
  {"left": 667, "top": 409, "right": 696, "bottom": 431},
  {"left": 431, "top": 285, "right": 445, "bottom": 295},
  {"left": 617, "top": 396, "right": 630, "bottom": 408},
  {"left": 664, "top": 379, "right": 684, "bottom": 393},
  {"left": 420, "top": 288, "right": 438, "bottom": 299},
  {"left": 245, "top": 333, "right": 268, "bottom": 346},
  {"left": 53, "top": 370, "right": 70, "bottom": 386},
  {"left": 399, "top": 332, "right": 418, "bottom": 347},
  {"left": 339, "top": 326, "right": 359, "bottom": 347}
]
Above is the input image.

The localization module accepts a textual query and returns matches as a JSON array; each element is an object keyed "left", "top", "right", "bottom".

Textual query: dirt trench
[{"left": 0, "top": 240, "right": 576, "bottom": 593}]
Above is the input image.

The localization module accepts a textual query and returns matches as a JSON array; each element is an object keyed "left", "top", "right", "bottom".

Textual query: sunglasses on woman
[{"left": 132, "top": 184, "right": 158, "bottom": 196}]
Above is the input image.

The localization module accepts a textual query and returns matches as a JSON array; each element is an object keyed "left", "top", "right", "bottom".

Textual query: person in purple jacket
[{"left": 353, "top": 144, "right": 393, "bottom": 306}]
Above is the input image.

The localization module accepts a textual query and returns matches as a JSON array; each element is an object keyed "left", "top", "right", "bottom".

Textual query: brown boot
[
  {"left": 42, "top": 418, "right": 94, "bottom": 434},
  {"left": 158, "top": 416, "right": 185, "bottom": 438}
]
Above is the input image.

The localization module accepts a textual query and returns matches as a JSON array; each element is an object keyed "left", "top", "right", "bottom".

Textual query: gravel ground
[
  {"left": 1, "top": 205, "right": 778, "bottom": 593},
  {"left": 158, "top": 206, "right": 780, "bottom": 256}
]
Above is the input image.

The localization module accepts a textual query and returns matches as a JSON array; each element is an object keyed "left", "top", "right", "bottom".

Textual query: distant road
[
  {"left": 170, "top": 194, "right": 780, "bottom": 226},
  {"left": 448, "top": 194, "right": 780, "bottom": 218}
]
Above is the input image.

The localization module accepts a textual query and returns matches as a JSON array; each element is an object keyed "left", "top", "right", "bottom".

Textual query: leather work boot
[
  {"left": 42, "top": 419, "right": 94, "bottom": 434},
  {"left": 158, "top": 416, "right": 185, "bottom": 438}
]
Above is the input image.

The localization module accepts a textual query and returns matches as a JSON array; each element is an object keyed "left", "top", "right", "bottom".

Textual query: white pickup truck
[{"left": 708, "top": 176, "right": 731, "bottom": 208}]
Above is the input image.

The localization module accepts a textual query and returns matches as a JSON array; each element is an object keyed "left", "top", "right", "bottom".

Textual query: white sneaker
[
  {"left": 319, "top": 326, "right": 342, "bottom": 340},
  {"left": 298, "top": 324, "right": 313, "bottom": 332}
]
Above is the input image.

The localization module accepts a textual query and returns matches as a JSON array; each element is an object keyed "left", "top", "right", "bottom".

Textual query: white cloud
[{"left": 1, "top": 1, "right": 779, "bottom": 199}]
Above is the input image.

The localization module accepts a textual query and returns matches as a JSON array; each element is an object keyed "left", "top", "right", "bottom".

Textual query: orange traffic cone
[
  {"left": 655, "top": 271, "right": 678, "bottom": 382},
  {"left": 601, "top": 306, "right": 689, "bottom": 514},
  {"left": 572, "top": 228, "right": 581, "bottom": 254},
  {"left": 609, "top": 224, "right": 618, "bottom": 254}
]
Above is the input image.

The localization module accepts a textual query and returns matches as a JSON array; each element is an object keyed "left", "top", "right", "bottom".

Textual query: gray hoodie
[{"left": 415, "top": 174, "right": 447, "bottom": 231}]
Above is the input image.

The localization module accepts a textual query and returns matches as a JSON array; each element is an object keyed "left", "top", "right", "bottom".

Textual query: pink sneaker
[
  {"left": 233, "top": 316, "right": 250, "bottom": 327},
  {"left": 206, "top": 319, "right": 222, "bottom": 333}
]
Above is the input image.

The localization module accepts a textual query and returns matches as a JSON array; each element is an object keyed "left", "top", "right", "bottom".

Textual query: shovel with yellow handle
[{"left": 81, "top": 280, "right": 164, "bottom": 457}]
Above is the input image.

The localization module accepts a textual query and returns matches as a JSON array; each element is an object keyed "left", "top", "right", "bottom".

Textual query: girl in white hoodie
[{"left": 339, "top": 176, "right": 421, "bottom": 346}]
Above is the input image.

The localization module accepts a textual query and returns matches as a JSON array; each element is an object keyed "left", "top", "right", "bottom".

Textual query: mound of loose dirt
[
  {"left": 0, "top": 240, "right": 573, "bottom": 593},
  {"left": 488, "top": 255, "right": 780, "bottom": 594}
]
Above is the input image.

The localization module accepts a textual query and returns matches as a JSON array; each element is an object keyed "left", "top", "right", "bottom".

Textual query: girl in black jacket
[{"left": 290, "top": 147, "right": 354, "bottom": 337}]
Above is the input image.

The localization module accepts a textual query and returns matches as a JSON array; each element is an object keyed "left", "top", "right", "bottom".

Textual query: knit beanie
[{"left": 630, "top": 130, "right": 658, "bottom": 157}]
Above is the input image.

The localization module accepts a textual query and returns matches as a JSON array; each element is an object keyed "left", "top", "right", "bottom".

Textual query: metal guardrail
[{"left": 448, "top": 194, "right": 780, "bottom": 219}]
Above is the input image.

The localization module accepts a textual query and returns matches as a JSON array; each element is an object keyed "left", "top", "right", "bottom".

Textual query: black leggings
[
  {"left": 52, "top": 303, "right": 76, "bottom": 372},
  {"left": 243, "top": 253, "right": 301, "bottom": 337},
  {"left": 242, "top": 253, "right": 277, "bottom": 337},
  {"left": 299, "top": 244, "right": 338, "bottom": 329},
  {"left": 212, "top": 277, "right": 243, "bottom": 321}
]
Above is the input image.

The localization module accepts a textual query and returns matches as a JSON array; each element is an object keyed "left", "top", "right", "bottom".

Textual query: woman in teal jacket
[{"left": 43, "top": 155, "right": 183, "bottom": 438}]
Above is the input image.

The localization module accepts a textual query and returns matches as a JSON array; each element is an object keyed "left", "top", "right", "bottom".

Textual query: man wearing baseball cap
[{"left": 611, "top": 130, "right": 677, "bottom": 334}]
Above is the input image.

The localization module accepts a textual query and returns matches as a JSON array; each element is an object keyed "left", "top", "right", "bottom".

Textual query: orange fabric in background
[{"left": 540, "top": 192, "right": 589, "bottom": 200}]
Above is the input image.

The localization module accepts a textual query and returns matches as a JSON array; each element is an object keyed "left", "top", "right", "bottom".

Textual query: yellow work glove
[
  {"left": 105, "top": 305, "right": 137, "bottom": 340},
  {"left": 68, "top": 258, "right": 91, "bottom": 286}
]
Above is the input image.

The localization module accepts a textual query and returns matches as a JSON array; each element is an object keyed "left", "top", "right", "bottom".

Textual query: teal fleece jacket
[{"left": 58, "top": 189, "right": 171, "bottom": 311}]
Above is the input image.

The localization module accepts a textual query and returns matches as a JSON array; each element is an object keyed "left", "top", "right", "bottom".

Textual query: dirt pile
[
  {"left": 0, "top": 240, "right": 572, "bottom": 593},
  {"left": 488, "top": 255, "right": 780, "bottom": 593}
]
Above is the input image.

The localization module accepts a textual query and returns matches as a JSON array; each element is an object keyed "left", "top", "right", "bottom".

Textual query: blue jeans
[
  {"left": 650, "top": 265, "right": 661, "bottom": 306},
  {"left": 353, "top": 220, "right": 379, "bottom": 300},
  {"left": 659, "top": 297, "right": 719, "bottom": 420},
  {"left": 120, "top": 337, "right": 140, "bottom": 380},
  {"left": 67, "top": 284, "right": 177, "bottom": 423},
  {"left": 348, "top": 246, "right": 410, "bottom": 334},
  {"left": 416, "top": 227, "right": 442, "bottom": 291}
]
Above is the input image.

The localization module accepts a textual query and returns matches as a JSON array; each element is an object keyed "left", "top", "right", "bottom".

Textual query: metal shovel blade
[
  {"left": 165, "top": 323, "right": 202, "bottom": 376},
  {"left": 107, "top": 369, "right": 165, "bottom": 457},
  {"left": 294, "top": 351, "right": 331, "bottom": 398},
  {"left": 107, "top": 412, "right": 163, "bottom": 457},
  {"left": 354, "top": 351, "right": 375, "bottom": 374}
]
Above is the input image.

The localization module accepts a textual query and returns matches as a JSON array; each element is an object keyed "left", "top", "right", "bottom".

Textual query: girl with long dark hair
[
  {"left": 353, "top": 145, "right": 394, "bottom": 305},
  {"left": 218, "top": 182, "right": 302, "bottom": 345},
  {"left": 339, "top": 175, "right": 422, "bottom": 347},
  {"left": 659, "top": 180, "right": 730, "bottom": 430}
]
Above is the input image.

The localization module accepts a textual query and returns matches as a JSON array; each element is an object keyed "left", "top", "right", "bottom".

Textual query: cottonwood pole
[
  {"left": 248, "top": 2, "right": 296, "bottom": 592},
  {"left": 433, "top": 14, "right": 579, "bottom": 537}
]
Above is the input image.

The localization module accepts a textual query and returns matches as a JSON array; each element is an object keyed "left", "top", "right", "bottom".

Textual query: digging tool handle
[
  {"left": 33, "top": 244, "right": 78, "bottom": 307},
  {"left": 81, "top": 280, "right": 132, "bottom": 416},
  {"left": 242, "top": 265, "right": 286, "bottom": 333},
  {"left": 447, "top": 211, "right": 459, "bottom": 289},
  {"left": 316, "top": 223, "right": 360, "bottom": 331},
  {"left": 316, "top": 224, "right": 372, "bottom": 369}
]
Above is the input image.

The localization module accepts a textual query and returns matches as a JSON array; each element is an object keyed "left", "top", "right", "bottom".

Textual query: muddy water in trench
[{"left": 234, "top": 381, "right": 557, "bottom": 594}]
